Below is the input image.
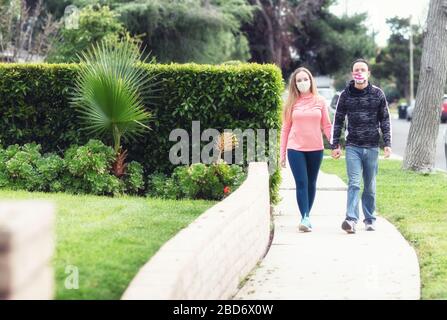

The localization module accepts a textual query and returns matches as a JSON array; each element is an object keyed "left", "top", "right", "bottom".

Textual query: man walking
[{"left": 331, "top": 58, "right": 392, "bottom": 234}]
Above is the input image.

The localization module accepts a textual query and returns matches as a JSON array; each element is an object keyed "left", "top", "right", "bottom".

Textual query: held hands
[{"left": 331, "top": 147, "right": 342, "bottom": 159}]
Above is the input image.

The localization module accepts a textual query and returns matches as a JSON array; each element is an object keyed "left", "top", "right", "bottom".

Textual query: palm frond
[{"left": 71, "top": 39, "right": 154, "bottom": 149}]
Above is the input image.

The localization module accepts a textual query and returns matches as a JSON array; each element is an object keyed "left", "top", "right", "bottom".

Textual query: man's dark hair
[{"left": 351, "top": 58, "right": 370, "bottom": 71}]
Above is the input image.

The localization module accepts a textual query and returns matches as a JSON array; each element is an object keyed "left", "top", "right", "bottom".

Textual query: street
[{"left": 391, "top": 117, "right": 447, "bottom": 171}]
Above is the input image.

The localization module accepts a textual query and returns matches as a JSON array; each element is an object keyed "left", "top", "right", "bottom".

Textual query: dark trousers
[{"left": 287, "top": 149, "right": 324, "bottom": 218}]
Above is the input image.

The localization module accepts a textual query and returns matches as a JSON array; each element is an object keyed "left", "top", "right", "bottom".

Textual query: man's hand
[
  {"left": 280, "top": 159, "right": 286, "bottom": 168},
  {"left": 331, "top": 147, "right": 342, "bottom": 159},
  {"left": 384, "top": 147, "right": 392, "bottom": 159}
]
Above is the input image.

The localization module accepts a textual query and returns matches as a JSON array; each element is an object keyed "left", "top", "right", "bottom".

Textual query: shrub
[
  {"left": 63, "top": 139, "right": 122, "bottom": 195},
  {"left": 36, "top": 154, "right": 65, "bottom": 192},
  {"left": 4, "top": 143, "right": 43, "bottom": 191},
  {"left": 147, "top": 172, "right": 180, "bottom": 199},
  {"left": 147, "top": 161, "right": 247, "bottom": 200},
  {"left": 124, "top": 161, "right": 145, "bottom": 194},
  {"left": 64, "top": 139, "right": 116, "bottom": 176},
  {"left": 0, "top": 149, "right": 7, "bottom": 188},
  {"left": 0, "top": 143, "right": 65, "bottom": 192},
  {"left": 0, "top": 139, "right": 146, "bottom": 196}
]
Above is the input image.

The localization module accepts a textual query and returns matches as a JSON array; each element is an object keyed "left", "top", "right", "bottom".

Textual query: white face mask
[{"left": 296, "top": 80, "right": 311, "bottom": 93}]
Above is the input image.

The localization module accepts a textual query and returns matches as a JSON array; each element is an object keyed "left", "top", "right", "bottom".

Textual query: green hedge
[{"left": 0, "top": 62, "right": 283, "bottom": 204}]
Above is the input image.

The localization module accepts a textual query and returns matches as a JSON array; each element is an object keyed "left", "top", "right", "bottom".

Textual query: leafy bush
[
  {"left": 4, "top": 143, "right": 44, "bottom": 191},
  {"left": 0, "top": 142, "right": 65, "bottom": 192},
  {"left": 124, "top": 161, "right": 145, "bottom": 194},
  {"left": 148, "top": 161, "right": 246, "bottom": 200},
  {"left": 36, "top": 154, "right": 65, "bottom": 192},
  {"left": 0, "top": 139, "right": 145, "bottom": 196},
  {"left": 63, "top": 139, "right": 122, "bottom": 195},
  {"left": 0, "top": 149, "right": 8, "bottom": 187},
  {"left": 147, "top": 172, "right": 180, "bottom": 200},
  {"left": 64, "top": 139, "right": 116, "bottom": 177}
]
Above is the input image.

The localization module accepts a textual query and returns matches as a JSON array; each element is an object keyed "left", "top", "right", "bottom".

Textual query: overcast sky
[{"left": 330, "top": 0, "right": 430, "bottom": 47}]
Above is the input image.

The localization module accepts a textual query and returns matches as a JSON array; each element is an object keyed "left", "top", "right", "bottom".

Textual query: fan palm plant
[{"left": 71, "top": 39, "right": 156, "bottom": 177}]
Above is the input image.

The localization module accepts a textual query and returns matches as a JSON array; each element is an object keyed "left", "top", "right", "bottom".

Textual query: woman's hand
[{"left": 280, "top": 159, "right": 286, "bottom": 168}]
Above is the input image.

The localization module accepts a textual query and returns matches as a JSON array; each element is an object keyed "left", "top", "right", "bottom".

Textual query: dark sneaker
[
  {"left": 365, "top": 221, "right": 376, "bottom": 231},
  {"left": 299, "top": 217, "right": 312, "bottom": 232},
  {"left": 341, "top": 219, "right": 356, "bottom": 234}
]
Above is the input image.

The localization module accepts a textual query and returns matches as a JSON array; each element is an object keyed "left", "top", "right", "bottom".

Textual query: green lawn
[
  {"left": 0, "top": 190, "right": 216, "bottom": 300},
  {"left": 320, "top": 158, "right": 447, "bottom": 299}
]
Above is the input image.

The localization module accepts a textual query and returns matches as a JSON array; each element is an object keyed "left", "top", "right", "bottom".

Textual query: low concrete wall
[
  {"left": 0, "top": 201, "right": 55, "bottom": 300},
  {"left": 122, "top": 162, "right": 271, "bottom": 300}
]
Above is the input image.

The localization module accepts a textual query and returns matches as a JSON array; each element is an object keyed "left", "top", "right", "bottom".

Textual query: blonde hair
[{"left": 282, "top": 67, "right": 318, "bottom": 125}]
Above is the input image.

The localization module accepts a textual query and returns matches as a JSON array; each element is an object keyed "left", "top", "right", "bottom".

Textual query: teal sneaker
[{"left": 299, "top": 217, "right": 312, "bottom": 232}]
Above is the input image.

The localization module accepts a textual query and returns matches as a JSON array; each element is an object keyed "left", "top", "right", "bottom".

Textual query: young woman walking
[{"left": 280, "top": 67, "right": 332, "bottom": 232}]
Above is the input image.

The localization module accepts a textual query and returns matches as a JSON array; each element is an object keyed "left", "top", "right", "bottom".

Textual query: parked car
[
  {"left": 406, "top": 100, "right": 416, "bottom": 121},
  {"left": 398, "top": 102, "right": 408, "bottom": 119},
  {"left": 442, "top": 95, "right": 447, "bottom": 123},
  {"left": 407, "top": 95, "right": 447, "bottom": 122}
]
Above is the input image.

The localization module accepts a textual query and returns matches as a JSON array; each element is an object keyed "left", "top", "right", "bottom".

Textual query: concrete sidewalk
[{"left": 233, "top": 159, "right": 420, "bottom": 300}]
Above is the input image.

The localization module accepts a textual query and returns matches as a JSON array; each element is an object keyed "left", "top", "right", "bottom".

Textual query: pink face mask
[{"left": 353, "top": 72, "right": 368, "bottom": 84}]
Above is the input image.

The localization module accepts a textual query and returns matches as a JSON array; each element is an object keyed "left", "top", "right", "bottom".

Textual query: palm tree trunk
[{"left": 113, "top": 125, "right": 121, "bottom": 154}]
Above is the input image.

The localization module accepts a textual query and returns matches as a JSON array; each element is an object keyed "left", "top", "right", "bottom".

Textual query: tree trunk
[
  {"left": 273, "top": 0, "right": 285, "bottom": 67},
  {"left": 246, "top": 0, "right": 325, "bottom": 69},
  {"left": 255, "top": 0, "right": 275, "bottom": 63},
  {"left": 403, "top": 0, "right": 447, "bottom": 172}
]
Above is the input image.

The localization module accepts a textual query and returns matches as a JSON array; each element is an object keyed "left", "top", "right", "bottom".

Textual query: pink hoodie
[{"left": 280, "top": 94, "right": 332, "bottom": 162}]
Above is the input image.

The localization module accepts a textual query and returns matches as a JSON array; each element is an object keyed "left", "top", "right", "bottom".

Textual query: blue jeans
[
  {"left": 345, "top": 146, "right": 379, "bottom": 223},
  {"left": 287, "top": 149, "right": 323, "bottom": 218}
]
